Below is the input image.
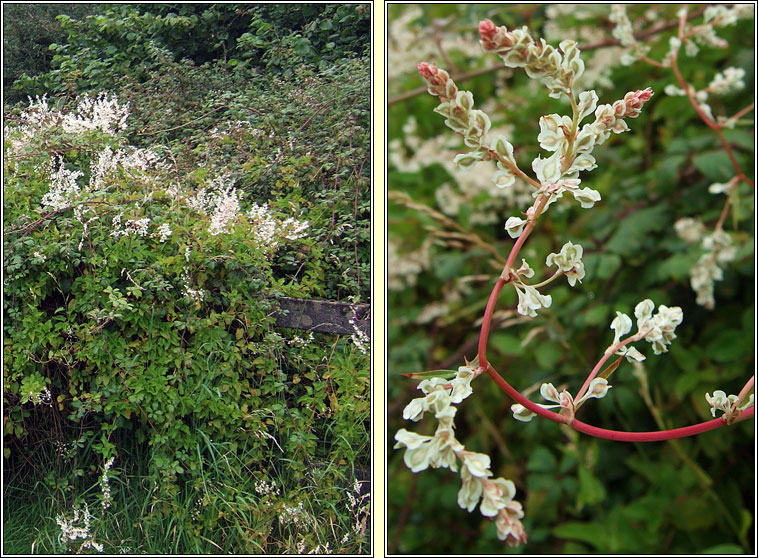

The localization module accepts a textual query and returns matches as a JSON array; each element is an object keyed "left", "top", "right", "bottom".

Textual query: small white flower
[
  {"left": 537, "top": 114, "right": 571, "bottom": 152},
  {"left": 546, "top": 241, "right": 585, "bottom": 286},
  {"left": 572, "top": 187, "right": 601, "bottom": 209},
  {"left": 510, "top": 403, "right": 537, "bottom": 422},
  {"left": 532, "top": 152, "right": 562, "bottom": 185},
  {"left": 515, "top": 284, "right": 552, "bottom": 317},
  {"left": 610, "top": 311, "right": 632, "bottom": 347},
  {"left": 462, "top": 451, "right": 492, "bottom": 478},
  {"left": 505, "top": 216, "right": 527, "bottom": 238},
  {"left": 458, "top": 466, "right": 484, "bottom": 512},
  {"left": 480, "top": 478, "right": 516, "bottom": 517},
  {"left": 576, "top": 378, "right": 612, "bottom": 406}
]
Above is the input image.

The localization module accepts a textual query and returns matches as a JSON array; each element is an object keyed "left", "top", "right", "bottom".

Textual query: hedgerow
[{"left": 3, "top": 5, "right": 370, "bottom": 553}]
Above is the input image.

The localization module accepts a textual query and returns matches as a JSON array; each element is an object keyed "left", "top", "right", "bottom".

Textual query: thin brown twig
[{"left": 5, "top": 198, "right": 140, "bottom": 239}]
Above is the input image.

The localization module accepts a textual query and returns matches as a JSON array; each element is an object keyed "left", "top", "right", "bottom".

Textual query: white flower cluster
[
  {"left": 208, "top": 186, "right": 241, "bottom": 236},
  {"left": 479, "top": 19, "right": 584, "bottom": 99},
  {"left": 546, "top": 241, "right": 585, "bottom": 286},
  {"left": 40, "top": 156, "right": 83, "bottom": 212},
  {"left": 613, "top": 4, "right": 753, "bottom": 65},
  {"left": 690, "top": 230, "right": 737, "bottom": 309},
  {"left": 349, "top": 314, "right": 370, "bottom": 355},
  {"left": 394, "top": 366, "right": 527, "bottom": 546},
  {"left": 56, "top": 502, "right": 103, "bottom": 553},
  {"left": 674, "top": 216, "right": 707, "bottom": 244},
  {"left": 246, "top": 203, "right": 309, "bottom": 251},
  {"left": 110, "top": 215, "right": 151, "bottom": 238},
  {"left": 19, "top": 92, "right": 128, "bottom": 137},
  {"left": 506, "top": 258, "right": 552, "bottom": 318},
  {"left": 609, "top": 4, "right": 650, "bottom": 65},
  {"left": 100, "top": 457, "right": 115, "bottom": 512},
  {"left": 511, "top": 378, "right": 611, "bottom": 422},
  {"left": 500, "top": 86, "right": 652, "bottom": 234},
  {"left": 254, "top": 478, "right": 281, "bottom": 497},
  {"left": 665, "top": 67, "right": 746, "bottom": 122},
  {"left": 153, "top": 223, "right": 172, "bottom": 243},
  {"left": 387, "top": 238, "right": 432, "bottom": 291},
  {"left": 278, "top": 502, "right": 316, "bottom": 531},
  {"left": 691, "top": 4, "right": 755, "bottom": 52},
  {"left": 387, "top": 6, "right": 483, "bottom": 84},
  {"left": 705, "top": 390, "right": 754, "bottom": 422},
  {"left": 389, "top": 117, "right": 534, "bottom": 225},
  {"left": 180, "top": 266, "right": 205, "bottom": 304},
  {"left": 708, "top": 67, "right": 746, "bottom": 96},
  {"left": 607, "top": 299, "right": 683, "bottom": 358},
  {"left": 533, "top": 87, "right": 652, "bottom": 206}
]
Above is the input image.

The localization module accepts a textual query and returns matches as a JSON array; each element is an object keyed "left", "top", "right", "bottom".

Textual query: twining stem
[
  {"left": 485, "top": 363, "right": 754, "bottom": 442},
  {"left": 729, "top": 102, "right": 754, "bottom": 123},
  {"left": 478, "top": 193, "right": 550, "bottom": 370},
  {"left": 735, "top": 375, "right": 755, "bottom": 409},
  {"left": 574, "top": 333, "right": 648, "bottom": 402},
  {"left": 670, "top": 53, "right": 755, "bottom": 189},
  {"left": 477, "top": 277, "right": 506, "bottom": 371},
  {"left": 504, "top": 194, "right": 551, "bottom": 271}
]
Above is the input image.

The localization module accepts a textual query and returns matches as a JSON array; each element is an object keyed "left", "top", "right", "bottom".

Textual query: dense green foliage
[
  {"left": 2, "top": 4, "right": 104, "bottom": 104},
  {"left": 388, "top": 4, "right": 753, "bottom": 554},
  {"left": 4, "top": 3, "right": 369, "bottom": 554},
  {"left": 10, "top": 3, "right": 369, "bottom": 96}
]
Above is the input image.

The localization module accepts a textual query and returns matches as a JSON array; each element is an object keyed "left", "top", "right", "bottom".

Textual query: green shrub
[{"left": 4, "top": 87, "right": 369, "bottom": 553}]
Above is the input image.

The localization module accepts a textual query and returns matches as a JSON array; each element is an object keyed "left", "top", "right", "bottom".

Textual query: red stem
[
  {"left": 477, "top": 278, "right": 505, "bottom": 370},
  {"left": 485, "top": 364, "right": 754, "bottom": 442}
]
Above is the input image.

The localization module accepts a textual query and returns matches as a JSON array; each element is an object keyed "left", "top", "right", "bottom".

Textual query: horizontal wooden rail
[{"left": 274, "top": 297, "right": 370, "bottom": 336}]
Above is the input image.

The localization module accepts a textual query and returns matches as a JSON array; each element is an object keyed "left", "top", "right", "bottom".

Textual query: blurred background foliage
[{"left": 387, "top": 4, "right": 754, "bottom": 554}]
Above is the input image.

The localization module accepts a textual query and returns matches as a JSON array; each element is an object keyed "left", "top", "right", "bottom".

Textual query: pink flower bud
[
  {"left": 479, "top": 19, "right": 516, "bottom": 52},
  {"left": 479, "top": 19, "right": 499, "bottom": 43},
  {"left": 418, "top": 61, "right": 457, "bottom": 101},
  {"left": 417, "top": 61, "right": 437, "bottom": 81},
  {"left": 620, "top": 88, "right": 654, "bottom": 118}
]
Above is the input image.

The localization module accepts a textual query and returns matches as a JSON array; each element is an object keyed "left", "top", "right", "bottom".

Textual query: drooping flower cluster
[
  {"left": 690, "top": 230, "right": 737, "bottom": 309},
  {"left": 705, "top": 390, "right": 754, "bottom": 423},
  {"left": 100, "top": 457, "right": 115, "bottom": 512},
  {"left": 675, "top": 181, "right": 740, "bottom": 310},
  {"left": 417, "top": 61, "right": 493, "bottom": 172},
  {"left": 110, "top": 215, "right": 151, "bottom": 238},
  {"left": 56, "top": 502, "right": 103, "bottom": 553},
  {"left": 606, "top": 299, "right": 683, "bottom": 358},
  {"left": 395, "top": 366, "right": 527, "bottom": 546}
]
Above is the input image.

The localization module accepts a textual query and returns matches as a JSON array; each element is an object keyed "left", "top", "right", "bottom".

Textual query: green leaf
[
  {"left": 701, "top": 543, "right": 746, "bottom": 554},
  {"left": 656, "top": 253, "right": 695, "bottom": 281},
  {"left": 526, "top": 446, "right": 557, "bottom": 473},
  {"left": 705, "top": 329, "right": 752, "bottom": 363},
  {"left": 693, "top": 150, "right": 741, "bottom": 182},
  {"left": 535, "top": 340, "right": 562, "bottom": 369},
  {"left": 577, "top": 465, "right": 606, "bottom": 509},
  {"left": 605, "top": 206, "right": 668, "bottom": 255},
  {"left": 490, "top": 332, "right": 523, "bottom": 356},
  {"left": 552, "top": 521, "right": 606, "bottom": 549}
]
